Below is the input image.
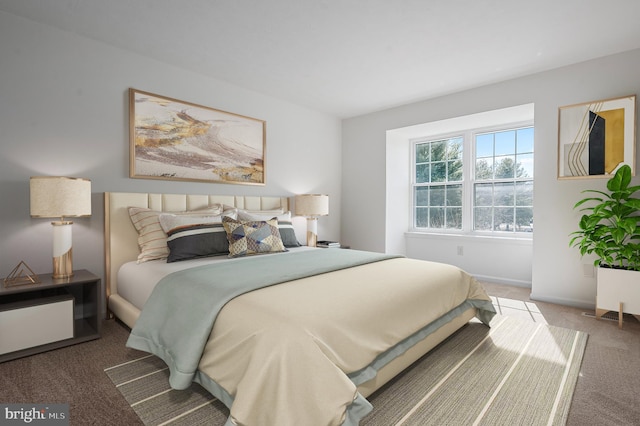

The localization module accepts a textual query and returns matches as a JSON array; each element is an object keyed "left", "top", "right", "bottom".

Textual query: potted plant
[{"left": 570, "top": 164, "right": 640, "bottom": 325}]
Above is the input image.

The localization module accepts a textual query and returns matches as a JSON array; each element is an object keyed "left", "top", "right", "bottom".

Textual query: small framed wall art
[
  {"left": 558, "top": 95, "right": 636, "bottom": 179},
  {"left": 130, "top": 89, "right": 266, "bottom": 185}
]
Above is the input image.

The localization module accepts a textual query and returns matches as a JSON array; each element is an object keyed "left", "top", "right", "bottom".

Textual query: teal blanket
[{"left": 126, "top": 249, "right": 402, "bottom": 389}]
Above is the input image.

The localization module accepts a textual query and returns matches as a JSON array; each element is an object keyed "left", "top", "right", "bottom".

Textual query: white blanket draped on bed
[{"left": 127, "top": 249, "right": 495, "bottom": 426}]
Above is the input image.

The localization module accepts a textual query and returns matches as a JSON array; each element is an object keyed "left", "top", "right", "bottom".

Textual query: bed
[{"left": 104, "top": 191, "right": 496, "bottom": 426}]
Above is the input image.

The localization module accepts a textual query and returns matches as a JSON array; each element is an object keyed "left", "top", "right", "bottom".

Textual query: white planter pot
[{"left": 596, "top": 267, "right": 640, "bottom": 326}]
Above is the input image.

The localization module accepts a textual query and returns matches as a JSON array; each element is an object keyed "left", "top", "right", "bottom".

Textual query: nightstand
[{"left": 0, "top": 269, "right": 101, "bottom": 362}]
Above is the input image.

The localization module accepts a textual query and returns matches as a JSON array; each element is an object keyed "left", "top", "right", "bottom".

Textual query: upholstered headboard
[{"left": 104, "top": 192, "right": 289, "bottom": 325}]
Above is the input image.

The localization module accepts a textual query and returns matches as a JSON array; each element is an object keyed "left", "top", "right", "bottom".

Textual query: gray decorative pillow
[{"left": 165, "top": 223, "right": 230, "bottom": 262}]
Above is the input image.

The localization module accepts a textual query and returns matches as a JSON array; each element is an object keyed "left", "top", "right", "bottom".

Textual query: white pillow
[
  {"left": 159, "top": 209, "right": 238, "bottom": 233},
  {"left": 237, "top": 210, "right": 291, "bottom": 222}
]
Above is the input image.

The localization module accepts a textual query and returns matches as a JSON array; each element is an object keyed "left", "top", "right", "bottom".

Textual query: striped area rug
[{"left": 105, "top": 315, "right": 587, "bottom": 425}]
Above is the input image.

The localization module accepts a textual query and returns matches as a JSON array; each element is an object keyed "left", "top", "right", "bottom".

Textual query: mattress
[{"left": 117, "top": 246, "right": 316, "bottom": 310}]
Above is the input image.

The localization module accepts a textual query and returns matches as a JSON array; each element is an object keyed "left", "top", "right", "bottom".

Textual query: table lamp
[
  {"left": 30, "top": 176, "right": 92, "bottom": 279},
  {"left": 294, "top": 194, "right": 329, "bottom": 247}
]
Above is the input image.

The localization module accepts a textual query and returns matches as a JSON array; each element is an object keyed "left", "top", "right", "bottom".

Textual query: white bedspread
[{"left": 125, "top": 250, "right": 495, "bottom": 425}]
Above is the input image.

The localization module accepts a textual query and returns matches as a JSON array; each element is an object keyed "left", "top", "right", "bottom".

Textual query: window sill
[{"left": 405, "top": 231, "right": 533, "bottom": 245}]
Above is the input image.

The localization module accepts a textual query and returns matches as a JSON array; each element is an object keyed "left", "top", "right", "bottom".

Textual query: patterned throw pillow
[
  {"left": 222, "top": 216, "right": 286, "bottom": 257},
  {"left": 237, "top": 210, "right": 301, "bottom": 247},
  {"left": 128, "top": 205, "right": 222, "bottom": 263}
]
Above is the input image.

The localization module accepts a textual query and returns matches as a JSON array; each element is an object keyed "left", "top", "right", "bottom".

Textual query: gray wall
[
  {"left": 342, "top": 48, "right": 640, "bottom": 308},
  {"left": 0, "top": 12, "right": 342, "bottom": 288}
]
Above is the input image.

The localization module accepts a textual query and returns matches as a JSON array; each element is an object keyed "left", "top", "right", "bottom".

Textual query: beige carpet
[{"left": 105, "top": 315, "right": 587, "bottom": 425}]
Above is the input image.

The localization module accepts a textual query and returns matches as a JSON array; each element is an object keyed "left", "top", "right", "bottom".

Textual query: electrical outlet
[{"left": 457, "top": 246, "right": 463, "bottom": 256}]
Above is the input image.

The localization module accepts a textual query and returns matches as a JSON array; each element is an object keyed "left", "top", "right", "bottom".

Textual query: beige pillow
[{"left": 128, "top": 205, "right": 222, "bottom": 263}]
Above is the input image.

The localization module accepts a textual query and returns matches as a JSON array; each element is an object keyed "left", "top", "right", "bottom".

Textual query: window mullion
[{"left": 463, "top": 130, "right": 473, "bottom": 233}]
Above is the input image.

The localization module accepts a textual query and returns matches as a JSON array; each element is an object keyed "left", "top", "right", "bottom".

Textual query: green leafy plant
[{"left": 570, "top": 164, "right": 640, "bottom": 271}]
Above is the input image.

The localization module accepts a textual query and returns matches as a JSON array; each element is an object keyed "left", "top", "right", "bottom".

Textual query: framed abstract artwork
[
  {"left": 130, "top": 89, "right": 266, "bottom": 185},
  {"left": 558, "top": 95, "right": 636, "bottom": 179}
]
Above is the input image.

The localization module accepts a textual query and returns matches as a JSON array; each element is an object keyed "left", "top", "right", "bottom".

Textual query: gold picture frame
[
  {"left": 130, "top": 89, "right": 266, "bottom": 185},
  {"left": 558, "top": 95, "right": 636, "bottom": 179}
]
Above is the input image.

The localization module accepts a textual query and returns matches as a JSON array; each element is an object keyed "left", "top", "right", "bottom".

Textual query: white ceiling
[{"left": 2, "top": 0, "right": 640, "bottom": 118}]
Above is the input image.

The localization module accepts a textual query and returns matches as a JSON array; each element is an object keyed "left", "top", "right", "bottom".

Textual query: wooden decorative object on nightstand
[{"left": 0, "top": 269, "right": 101, "bottom": 362}]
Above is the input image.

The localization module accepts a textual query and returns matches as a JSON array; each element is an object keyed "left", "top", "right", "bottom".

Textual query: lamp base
[
  {"left": 306, "top": 230, "right": 318, "bottom": 247},
  {"left": 306, "top": 217, "right": 318, "bottom": 247},
  {"left": 52, "top": 221, "right": 74, "bottom": 279},
  {"left": 52, "top": 250, "right": 73, "bottom": 279}
]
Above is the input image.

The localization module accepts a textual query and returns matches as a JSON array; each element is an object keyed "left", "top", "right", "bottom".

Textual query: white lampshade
[
  {"left": 30, "top": 176, "right": 92, "bottom": 219},
  {"left": 30, "top": 176, "right": 91, "bottom": 279},
  {"left": 294, "top": 194, "right": 329, "bottom": 217}
]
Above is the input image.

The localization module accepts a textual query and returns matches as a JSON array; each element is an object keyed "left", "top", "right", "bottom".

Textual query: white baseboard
[
  {"left": 473, "top": 274, "right": 531, "bottom": 288},
  {"left": 529, "top": 292, "right": 595, "bottom": 310},
  {"left": 472, "top": 275, "right": 597, "bottom": 310}
]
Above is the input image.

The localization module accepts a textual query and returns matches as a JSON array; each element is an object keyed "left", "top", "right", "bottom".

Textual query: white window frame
[
  {"left": 412, "top": 134, "right": 465, "bottom": 231},
  {"left": 410, "top": 120, "right": 534, "bottom": 237}
]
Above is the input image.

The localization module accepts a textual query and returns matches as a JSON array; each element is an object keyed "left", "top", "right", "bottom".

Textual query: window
[
  {"left": 414, "top": 137, "right": 463, "bottom": 229},
  {"left": 474, "top": 127, "right": 534, "bottom": 232},
  {"left": 412, "top": 125, "right": 533, "bottom": 234}
]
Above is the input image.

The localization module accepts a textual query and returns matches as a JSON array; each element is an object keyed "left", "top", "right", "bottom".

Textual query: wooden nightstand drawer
[{"left": 0, "top": 295, "right": 74, "bottom": 355}]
